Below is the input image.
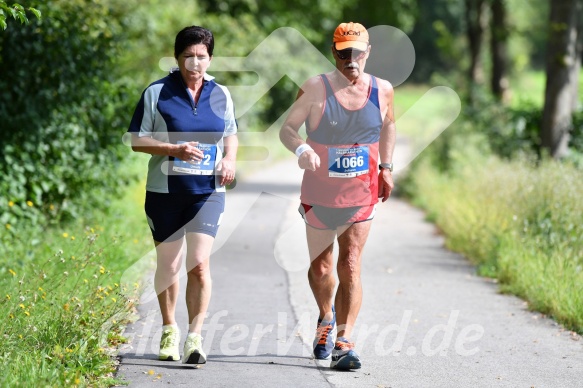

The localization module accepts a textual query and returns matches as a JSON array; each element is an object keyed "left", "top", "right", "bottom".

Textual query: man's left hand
[{"left": 378, "top": 169, "right": 394, "bottom": 202}]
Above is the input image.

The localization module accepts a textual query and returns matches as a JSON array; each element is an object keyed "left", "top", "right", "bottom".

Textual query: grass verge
[
  {"left": 405, "top": 145, "right": 583, "bottom": 333},
  {"left": 0, "top": 153, "right": 152, "bottom": 386}
]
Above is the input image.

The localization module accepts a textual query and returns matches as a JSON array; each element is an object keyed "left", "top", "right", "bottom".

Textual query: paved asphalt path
[{"left": 117, "top": 154, "right": 582, "bottom": 387}]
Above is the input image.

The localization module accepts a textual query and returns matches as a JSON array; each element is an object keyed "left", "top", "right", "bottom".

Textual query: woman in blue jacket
[{"left": 127, "top": 25, "right": 238, "bottom": 365}]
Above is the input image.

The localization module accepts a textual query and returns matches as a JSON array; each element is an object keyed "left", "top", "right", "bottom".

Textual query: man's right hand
[{"left": 298, "top": 150, "right": 320, "bottom": 171}]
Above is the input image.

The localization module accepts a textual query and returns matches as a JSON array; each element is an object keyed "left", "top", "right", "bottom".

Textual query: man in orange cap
[{"left": 280, "top": 22, "right": 396, "bottom": 370}]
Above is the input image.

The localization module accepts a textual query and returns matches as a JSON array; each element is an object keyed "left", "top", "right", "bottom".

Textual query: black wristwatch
[{"left": 379, "top": 163, "right": 394, "bottom": 172}]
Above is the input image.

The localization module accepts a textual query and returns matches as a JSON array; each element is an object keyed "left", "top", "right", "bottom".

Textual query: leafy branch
[{"left": 0, "top": 1, "right": 41, "bottom": 30}]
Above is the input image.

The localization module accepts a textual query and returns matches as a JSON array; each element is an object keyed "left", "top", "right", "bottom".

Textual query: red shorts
[{"left": 299, "top": 203, "right": 376, "bottom": 230}]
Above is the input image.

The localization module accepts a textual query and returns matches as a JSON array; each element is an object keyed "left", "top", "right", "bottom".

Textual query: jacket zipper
[{"left": 180, "top": 75, "right": 202, "bottom": 116}]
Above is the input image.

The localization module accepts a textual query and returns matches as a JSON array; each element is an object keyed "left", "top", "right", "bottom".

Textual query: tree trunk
[
  {"left": 490, "top": 0, "right": 510, "bottom": 102},
  {"left": 571, "top": 4, "right": 582, "bottom": 112},
  {"left": 465, "top": 0, "right": 487, "bottom": 97},
  {"left": 541, "top": 0, "right": 581, "bottom": 158}
]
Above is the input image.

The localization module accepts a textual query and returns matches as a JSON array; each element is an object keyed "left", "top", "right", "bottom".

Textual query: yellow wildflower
[
  {"left": 71, "top": 236, "right": 75, "bottom": 240},
  {"left": 24, "top": 311, "right": 30, "bottom": 316},
  {"left": 5, "top": 224, "right": 11, "bottom": 230},
  {"left": 49, "top": 204, "right": 55, "bottom": 211},
  {"left": 26, "top": 200, "right": 33, "bottom": 207},
  {"left": 63, "top": 303, "right": 70, "bottom": 311},
  {"left": 75, "top": 378, "right": 80, "bottom": 384},
  {"left": 8, "top": 201, "right": 14, "bottom": 207},
  {"left": 62, "top": 232, "right": 69, "bottom": 238},
  {"left": 38, "top": 287, "right": 43, "bottom": 291},
  {"left": 5, "top": 294, "right": 10, "bottom": 300},
  {"left": 18, "top": 335, "right": 23, "bottom": 339},
  {"left": 83, "top": 279, "right": 88, "bottom": 283},
  {"left": 8, "top": 269, "right": 16, "bottom": 276},
  {"left": 99, "top": 266, "right": 105, "bottom": 274},
  {"left": 19, "top": 303, "right": 25, "bottom": 309},
  {"left": 111, "top": 297, "right": 117, "bottom": 303},
  {"left": 9, "top": 313, "right": 14, "bottom": 319},
  {"left": 133, "top": 239, "right": 138, "bottom": 244},
  {"left": 148, "top": 370, "right": 155, "bottom": 375}
]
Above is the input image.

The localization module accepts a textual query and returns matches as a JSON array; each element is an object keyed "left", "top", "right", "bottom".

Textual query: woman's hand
[
  {"left": 218, "top": 157, "right": 236, "bottom": 186},
  {"left": 172, "top": 141, "right": 204, "bottom": 163}
]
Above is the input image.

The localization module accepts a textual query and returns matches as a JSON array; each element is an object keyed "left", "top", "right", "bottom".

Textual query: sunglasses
[{"left": 335, "top": 48, "right": 368, "bottom": 61}]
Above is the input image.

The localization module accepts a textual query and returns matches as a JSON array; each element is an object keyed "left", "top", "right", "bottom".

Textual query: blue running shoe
[
  {"left": 330, "top": 337, "right": 361, "bottom": 370},
  {"left": 313, "top": 306, "right": 336, "bottom": 360}
]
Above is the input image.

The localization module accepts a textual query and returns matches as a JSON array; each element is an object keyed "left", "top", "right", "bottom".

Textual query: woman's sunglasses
[{"left": 335, "top": 48, "right": 368, "bottom": 61}]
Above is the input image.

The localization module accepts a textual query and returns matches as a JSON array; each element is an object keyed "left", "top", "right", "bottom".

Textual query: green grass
[
  {"left": 510, "top": 69, "right": 583, "bottom": 108},
  {"left": 406, "top": 147, "right": 583, "bottom": 333},
  {"left": 0, "top": 153, "right": 152, "bottom": 386},
  {"left": 510, "top": 69, "right": 546, "bottom": 107},
  {"left": 395, "top": 83, "right": 429, "bottom": 119}
]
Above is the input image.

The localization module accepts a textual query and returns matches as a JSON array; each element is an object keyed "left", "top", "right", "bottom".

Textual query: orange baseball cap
[{"left": 333, "top": 22, "right": 369, "bottom": 51}]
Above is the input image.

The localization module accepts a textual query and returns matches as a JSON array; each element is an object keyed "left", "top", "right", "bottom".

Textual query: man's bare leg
[
  {"left": 306, "top": 225, "right": 336, "bottom": 321},
  {"left": 335, "top": 221, "right": 371, "bottom": 339}
]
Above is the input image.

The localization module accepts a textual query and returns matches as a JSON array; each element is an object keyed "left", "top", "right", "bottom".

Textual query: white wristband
[{"left": 295, "top": 143, "right": 313, "bottom": 158}]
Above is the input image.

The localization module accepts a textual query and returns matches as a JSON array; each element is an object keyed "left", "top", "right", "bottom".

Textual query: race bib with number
[
  {"left": 173, "top": 142, "right": 217, "bottom": 175},
  {"left": 328, "top": 145, "right": 369, "bottom": 178}
]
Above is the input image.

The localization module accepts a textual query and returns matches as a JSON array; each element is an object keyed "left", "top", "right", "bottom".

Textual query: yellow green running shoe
[
  {"left": 182, "top": 333, "right": 207, "bottom": 364},
  {"left": 159, "top": 325, "right": 180, "bottom": 361}
]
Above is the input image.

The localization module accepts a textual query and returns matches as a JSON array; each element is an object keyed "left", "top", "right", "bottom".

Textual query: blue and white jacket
[{"left": 128, "top": 70, "right": 237, "bottom": 194}]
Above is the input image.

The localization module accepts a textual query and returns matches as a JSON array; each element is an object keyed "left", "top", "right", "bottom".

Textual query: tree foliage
[
  {"left": 407, "top": 0, "right": 465, "bottom": 82},
  {"left": 0, "top": 0, "right": 138, "bottom": 225},
  {"left": 0, "top": 1, "right": 40, "bottom": 30},
  {"left": 195, "top": 0, "right": 354, "bottom": 126}
]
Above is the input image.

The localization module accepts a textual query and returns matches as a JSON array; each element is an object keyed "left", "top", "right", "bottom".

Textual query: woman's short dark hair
[{"left": 174, "top": 26, "right": 214, "bottom": 58}]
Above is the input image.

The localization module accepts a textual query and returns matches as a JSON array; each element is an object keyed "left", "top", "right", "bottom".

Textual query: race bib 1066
[
  {"left": 328, "top": 145, "right": 369, "bottom": 178},
  {"left": 173, "top": 142, "right": 217, "bottom": 175}
]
